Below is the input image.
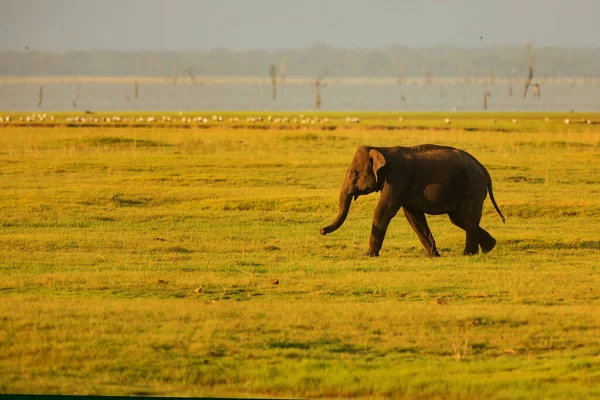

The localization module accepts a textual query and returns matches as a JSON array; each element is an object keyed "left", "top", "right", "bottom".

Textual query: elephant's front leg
[
  {"left": 402, "top": 207, "right": 441, "bottom": 257},
  {"left": 366, "top": 191, "right": 401, "bottom": 257}
]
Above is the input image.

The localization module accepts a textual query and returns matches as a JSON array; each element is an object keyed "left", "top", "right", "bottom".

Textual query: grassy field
[{"left": 0, "top": 112, "right": 599, "bottom": 398}]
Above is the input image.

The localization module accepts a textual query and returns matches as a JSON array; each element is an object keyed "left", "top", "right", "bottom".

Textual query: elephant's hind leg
[
  {"left": 449, "top": 212, "right": 496, "bottom": 255},
  {"left": 478, "top": 228, "right": 496, "bottom": 253},
  {"left": 402, "top": 207, "right": 441, "bottom": 257},
  {"left": 449, "top": 212, "right": 480, "bottom": 255}
]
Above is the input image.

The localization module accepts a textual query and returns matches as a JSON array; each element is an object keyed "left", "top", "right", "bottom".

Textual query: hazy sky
[{"left": 2, "top": 0, "right": 599, "bottom": 52}]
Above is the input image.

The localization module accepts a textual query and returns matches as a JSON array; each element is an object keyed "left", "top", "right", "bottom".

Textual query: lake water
[{"left": 1, "top": 81, "right": 599, "bottom": 112}]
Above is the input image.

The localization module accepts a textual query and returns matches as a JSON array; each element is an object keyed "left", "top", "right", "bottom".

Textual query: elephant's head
[{"left": 320, "top": 146, "right": 387, "bottom": 235}]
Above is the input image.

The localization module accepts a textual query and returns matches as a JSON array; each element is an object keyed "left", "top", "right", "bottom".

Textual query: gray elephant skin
[{"left": 320, "top": 144, "right": 505, "bottom": 257}]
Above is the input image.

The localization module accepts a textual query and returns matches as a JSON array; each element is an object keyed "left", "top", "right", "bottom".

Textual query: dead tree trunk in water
[
  {"left": 37, "top": 85, "right": 43, "bottom": 107},
  {"left": 315, "top": 87, "right": 321, "bottom": 109},
  {"left": 523, "top": 43, "right": 535, "bottom": 98},
  {"left": 314, "top": 71, "right": 328, "bottom": 109},
  {"left": 133, "top": 80, "right": 139, "bottom": 99},
  {"left": 270, "top": 65, "right": 277, "bottom": 101},
  {"left": 72, "top": 82, "right": 81, "bottom": 108},
  {"left": 483, "top": 92, "right": 491, "bottom": 109}
]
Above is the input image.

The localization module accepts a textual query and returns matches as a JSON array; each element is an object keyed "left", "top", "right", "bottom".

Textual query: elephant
[{"left": 320, "top": 144, "right": 505, "bottom": 257}]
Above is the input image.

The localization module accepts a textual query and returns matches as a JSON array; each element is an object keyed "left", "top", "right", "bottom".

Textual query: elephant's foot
[
  {"left": 424, "top": 245, "right": 441, "bottom": 257},
  {"left": 464, "top": 231, "right": 479, "bottom": 255},
  {"left": 428, "top": 249, "right": 441, "bottom": 257},
  {"left": 463, "top": 241, "right": 479, "bottom": 255},
  {"left": 480, "top": 236, "right": 497, "bottom": 254},
  {"left": 365, "top": 249, "right": 380, "bottom": 257}
]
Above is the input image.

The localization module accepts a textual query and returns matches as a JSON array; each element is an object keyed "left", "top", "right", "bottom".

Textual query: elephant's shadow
[{"left": 385, "top": 244, "right": 453, "bottom": 255}]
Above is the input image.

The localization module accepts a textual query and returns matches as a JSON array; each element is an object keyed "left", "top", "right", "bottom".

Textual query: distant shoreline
[{"left": 1, "top": 76, "right": 598, "bottom": 86}]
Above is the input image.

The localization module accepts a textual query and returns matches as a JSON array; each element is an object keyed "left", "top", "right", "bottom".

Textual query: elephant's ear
[{"left": 369, "top": 149, "right": 387, "bottom": 185}]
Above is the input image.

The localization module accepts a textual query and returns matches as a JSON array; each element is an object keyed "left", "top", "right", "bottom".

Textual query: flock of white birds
[
  {"left": 0, "top": 113, "right": 343, "bottom": 125},
  {"left": 0, "top": 113, "right": 596, "bottom": 125}
]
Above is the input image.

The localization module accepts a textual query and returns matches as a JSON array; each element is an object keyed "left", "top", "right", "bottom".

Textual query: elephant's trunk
[{"left": 320, "top": 189, "right": 353, "bottom": 235}]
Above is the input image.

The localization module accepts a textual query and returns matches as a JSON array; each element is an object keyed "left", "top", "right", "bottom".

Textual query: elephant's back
[
  {"left": 409, "top": 144, "right": 489, "bottom": 186},
  {"left": 408, "top": 144, "right": 465, "bottom": 164}
]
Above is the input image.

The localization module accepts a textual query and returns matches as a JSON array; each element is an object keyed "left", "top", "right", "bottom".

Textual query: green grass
[{"left": 0, "top": 113, "right": 599, "bottom": 398}]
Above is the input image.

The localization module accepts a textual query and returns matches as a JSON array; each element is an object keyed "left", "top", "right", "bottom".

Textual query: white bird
[
  {"left": 564, "top": 119, "right": 570, "bottom": 124},
  {"left": 444, "top": 118, "right": 451, "bottom": 124},
  {"left": 512, "top": 119, "right": 518, "bottom": 124}
]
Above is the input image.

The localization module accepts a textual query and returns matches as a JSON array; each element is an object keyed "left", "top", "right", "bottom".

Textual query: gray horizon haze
[{"left": 1, "top": 0, "right": 599, "bottom": 52}]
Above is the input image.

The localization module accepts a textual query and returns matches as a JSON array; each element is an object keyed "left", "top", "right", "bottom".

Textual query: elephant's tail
[
  {"left": 488, "top": 180, "right": 506, "bottom": 223},
  {"left": 470, "top": 153, "right": 506, "bottom": 223}
]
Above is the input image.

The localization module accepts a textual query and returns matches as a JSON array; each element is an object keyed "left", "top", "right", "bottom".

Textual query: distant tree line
[{"left": 1, "top": 44, "right": 599, "bottom": 78}]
